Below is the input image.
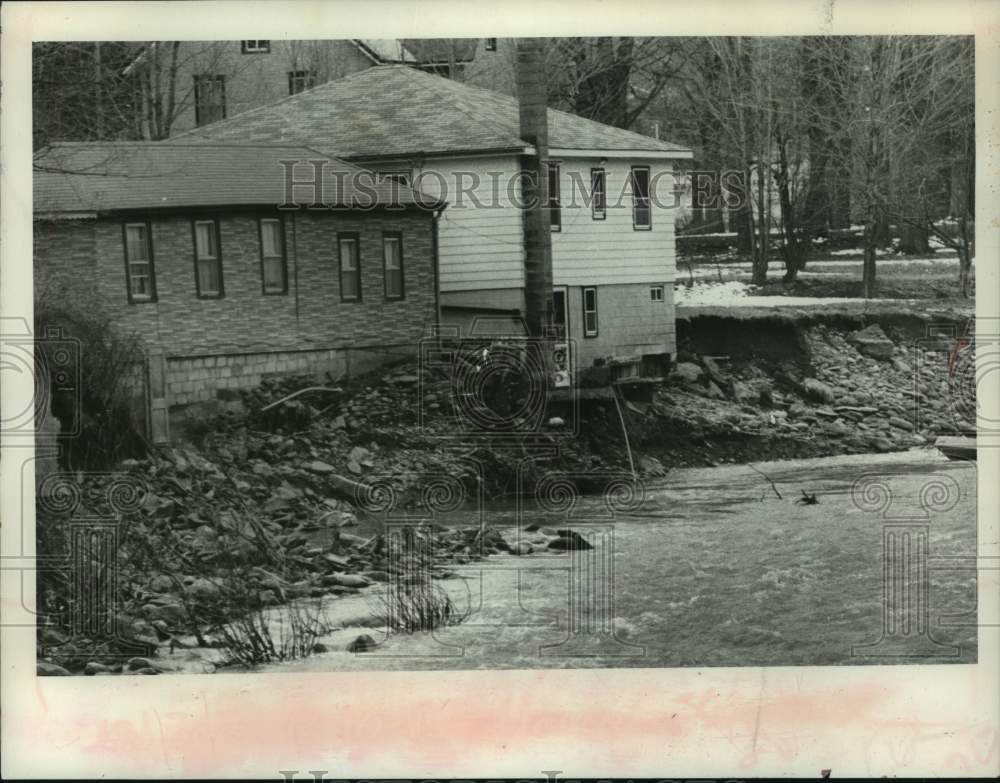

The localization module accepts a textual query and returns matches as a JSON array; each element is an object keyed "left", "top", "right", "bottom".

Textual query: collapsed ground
[{"left": 36, "top": 299, "right": 974, "bottom": 674}]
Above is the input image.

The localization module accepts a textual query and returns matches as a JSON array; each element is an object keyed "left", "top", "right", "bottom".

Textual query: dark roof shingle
[
  {"left": 176, "top": 65, "right": 691, "bottom": 159},
  {"left": 33, "top": 142, "right": 443, "bottom": 214}
]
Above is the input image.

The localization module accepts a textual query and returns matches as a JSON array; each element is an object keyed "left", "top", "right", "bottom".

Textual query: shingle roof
[
  {"left": 33, "top": 141, "right": 443, "bottom": 214},
  {"left": 400, "top": 38, "right": 479, "bottom": 64},
  {"left": 176, "top": 65, "right": 691, "bottom": 160}
]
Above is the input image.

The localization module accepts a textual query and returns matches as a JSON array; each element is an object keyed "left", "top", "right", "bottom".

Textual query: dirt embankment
[
  {"left": 35, "top": 308, "right": 974, "bottom": 674},
  {"left": 638, "top": 310, "right": 972, "bottom": 468}
]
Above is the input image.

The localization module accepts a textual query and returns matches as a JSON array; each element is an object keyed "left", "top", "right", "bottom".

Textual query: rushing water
[{"left": 163, "top": 450, "right": 979, "bottom": 673}]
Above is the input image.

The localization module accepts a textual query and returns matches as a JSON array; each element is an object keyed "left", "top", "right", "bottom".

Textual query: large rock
[
  {"left": 37, "top": 661, "right": 71, "bottom": 676},
  {"left": 186, "top": 577, "right": 222, "bottom": 602},
  {"left": 548, "top": 530, "right": 595, "bottom": 551},
  {"left": 347, "top": 634, "right": 376, "bottom": 653},
  {"left": 849, "top": 324, "right": 896, "bottom": 360},
  {"left": 674, "top": 362, "right": 704, "bottom": 384},
  {"left": 802, "top": 378, "right": 836, "bottom": 405}
]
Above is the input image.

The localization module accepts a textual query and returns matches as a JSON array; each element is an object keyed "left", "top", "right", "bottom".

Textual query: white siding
[
  {"left": 409, "top": 154, "right": 678, "bottom": 294},
  {"left": 550, "top": 158, "right": 676, "bottom": 287},
  {"left": 411, "top": 155, "right": 526, "bottom": 293}
]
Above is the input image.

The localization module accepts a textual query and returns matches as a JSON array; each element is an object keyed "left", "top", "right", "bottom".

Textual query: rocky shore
[{"left": 35, "top": 311, "right": 973, "bottom": 674}]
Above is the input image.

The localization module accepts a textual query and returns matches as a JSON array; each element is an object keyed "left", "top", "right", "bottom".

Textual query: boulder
[
  {"left": 144, "top": 602, "right": 186, "bottom": 624},
  {"left": 186, "top": 577, "right": 222, "bottom": 602},
  {"left": 674, "top": 362, "right": 704, "bottom": 384},
  {"left": 37, "top": 661, "right": 71, "bottom": 676},
  {"left": 849, "top": 324, "right": 896, "bottom": 360},
  {"left": 548, "top": 530, "right": 594, "bottom": 551},
  {"left": 802, "top": 378, "right": 836, "bottom": 405},
  {"left": 328, "top": 573, "right": 371, "bottom": 588},
  {"left": 638, "top": 455, "right": 668, "bottom": 477},
  {"left": 347, "top": 634, "right": 376, "bottom": 653},
  {"left": 732, "top": 380, "right": 756, "bottom": 403},
  {"left": 509, "top": 542, "right": 534, "bottom": 556},
  {"left": 148, "top": 574, "right": 174, "bottom": 593}
]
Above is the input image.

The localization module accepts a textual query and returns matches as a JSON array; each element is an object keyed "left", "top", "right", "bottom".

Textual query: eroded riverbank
[{"left": 153, "top": 450, "right": 977, "bottom": 673}]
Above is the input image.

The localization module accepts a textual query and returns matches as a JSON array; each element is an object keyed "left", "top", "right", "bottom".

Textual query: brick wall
[
  {"left": 33, "top": 220, "right": 100, "bottom": 306},
  {"left": 35, "top": 207, "right": 438, "bottom": 408}
]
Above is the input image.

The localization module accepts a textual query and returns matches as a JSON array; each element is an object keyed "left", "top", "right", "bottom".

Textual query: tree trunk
[
  {"left": 734, "top": 203, "right": 753, "bottom": 253},
  {"left": 899, "top": 222, "right": 930, "bottom": 255},
  {"left": 871, "top": 212, "right": 892, "bottom": 247},
  {"left": 957, "top": 246, "right": 971, "bottom": 298},
  {"left": 862, "top": 219, "right": 878, "bottom": 298}
]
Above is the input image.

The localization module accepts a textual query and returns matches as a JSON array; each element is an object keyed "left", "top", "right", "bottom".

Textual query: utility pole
[{"left": 514, "top": 38, "right": 554, "bottom": 341}]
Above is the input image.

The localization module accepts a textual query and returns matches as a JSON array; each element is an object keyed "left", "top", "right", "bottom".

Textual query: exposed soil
[{"left": 35, "top": 307, "right": 976, "bottom": 675}]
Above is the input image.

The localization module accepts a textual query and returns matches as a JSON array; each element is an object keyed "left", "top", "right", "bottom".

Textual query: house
[
  {"left": 124, "top": 39, "right": 482, "bottom": 139},
  {"left": 174, "top": 64, "right": 693, "bottom": 377},
  {"left": 33, "top": 141, "right": 444, "bottom": 440}
]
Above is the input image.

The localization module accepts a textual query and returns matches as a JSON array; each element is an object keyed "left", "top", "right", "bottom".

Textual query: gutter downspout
[{"left": 431, "top": 203, "right": 445, "bottom": 334}]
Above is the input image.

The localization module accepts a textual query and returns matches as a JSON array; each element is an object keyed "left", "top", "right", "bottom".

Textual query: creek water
[{"left": 162, "top": 449, "right": 979, "bottom": 673}]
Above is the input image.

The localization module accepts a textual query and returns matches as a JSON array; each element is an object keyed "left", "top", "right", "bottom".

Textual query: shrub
[
  {"left": 375, "top": 578, "right": 468, "bottom": 634},
  {"left": 34, "top": 294, "right": 148, "bottom": 469},
  {"left": 210, "top": 595, "right": 329, "bottom": 668}
]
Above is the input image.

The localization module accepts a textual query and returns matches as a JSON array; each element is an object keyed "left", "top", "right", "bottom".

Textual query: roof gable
[{"left": 176, "top": 65, "right": 691, "bottom": 160}]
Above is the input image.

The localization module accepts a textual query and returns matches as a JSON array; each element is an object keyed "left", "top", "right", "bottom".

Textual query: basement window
[
  {"left": 259, "top": 218, "right": 287, "bottom": 294},
  {"left": 547, "top": 162, "right": 562, "bottom": 232},
  {"left": 650, "top": 285, "right": 664, "bottom": 302},
  {"left": 338, "top": 233, "right": 361, "bottom": 302},
  {"left": 123, "top": 222, "right": 156, "bottom": 303},
  {"left": 582, "top": 287, "right": 598, "bottom": 338},
  {"left": 631, "top": 165, "right": 652, "bottom": 230},
  {"left": 192, "top": 219, "right": 223, "bottom": 298},
  {"left": 241, "top": 41, "right": 271, "bottom": 54}
]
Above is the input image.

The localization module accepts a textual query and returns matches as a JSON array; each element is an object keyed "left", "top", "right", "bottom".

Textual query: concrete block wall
[
  {"left": 167, "top": 348, "right": 342, "bottom": 406},
  {"left": 567, "top": 281, "right": 676, "bottom": 368}
]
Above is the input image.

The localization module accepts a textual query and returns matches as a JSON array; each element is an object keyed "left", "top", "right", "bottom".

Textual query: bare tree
[
  {"left": 545, "top": 37, "right": 694, "bottom": 130},
  {"left": 807, "top": 36, "right": 974, "bottom": 297}
]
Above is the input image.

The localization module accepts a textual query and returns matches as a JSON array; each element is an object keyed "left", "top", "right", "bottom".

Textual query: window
[
  {"left": 123, "top": 222, "right": 155, "bottom": 303},
  {"left": 241, "top": 40, "right": 270, "bottom": 54},
  {"left": 288, "top": 69, "right": 316, "bottom": 95},
  {"left": 338, "top": 233, "right": 361, "bottom": 302},
  {"left": 192, "top": 219, "right": 223, "bottom": 298},
  {"left": 485, "top": 38, "right": 497, "bottom": 51},
  {"left": 591, "top": 168, "right": 606, "bottom": 220},
  {"left": 582, "top": 287, "right": 598, "bottom": 338},
  {"left": 547, "top": 162, "right": 561, "bottom": 232},
  {"left": 631, "top": 165, "right": 651, "bottom": 229},
  {"left": 259, "top": 218, "right": 287, "bottom": 294},
  {"left": 552, "top": 287, "right": 568, "bottom": 340},
  {"left": 382, "top": 232, "right": 404, "bottom": 300},
  {"left": 650, "top": 285, "right": 664, "bottom": 302},
  {"left": 193, "top": 75, "right": 226, "bottom": 126}
]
